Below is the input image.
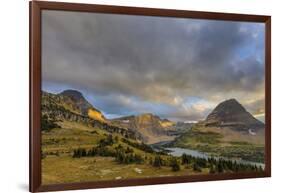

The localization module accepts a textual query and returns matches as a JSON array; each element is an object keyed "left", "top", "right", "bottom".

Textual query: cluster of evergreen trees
[
  {"left": 180, "top": 153, "right": 263, "bottom": 173},
  {"left": 73, "top": 146, "right": 115, "bottom": 158},
  {"left": 73, "top": 148, "right": 87, "bottom": 158},
  {"left": 73, "top": 135, "right": 145, "bottom": 164},
  {"left": 152, "top": 155, "right": 163, "bottom": 167},
  {"left": 73, "top": 135, "right": 116, "bottom": 158},
  {"left": 170, "top": 157, "right": 180, "bottom": 171},
  {"left": 72, "top": 145, "right": 144, "bottom": 164},
  {"left": 207, "top": 157, "right": 263, "bottom": 173},
  {"left": 98, "top": 134, "right": 115, "bottom": 147},
  {"left": 115, "top": 150, "right": 143, "bottom": 164},
  {"left": 150, "top": 155, "right": 180, "bottom": 172},
  {"left": 181, "top": 153, "right": 206, "bottom": 172},
  {"left": 122, "top": 138, "right": 154, "bottom": 153}
]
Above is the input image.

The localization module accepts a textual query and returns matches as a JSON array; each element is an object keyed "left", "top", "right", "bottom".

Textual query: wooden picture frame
[{"left": 30, "top": 1, "right": 271, "bottom": 192}]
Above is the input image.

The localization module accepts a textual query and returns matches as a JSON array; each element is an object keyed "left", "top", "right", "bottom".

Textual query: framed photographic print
[{"left": 30, "top": 1, "right": 271, "bottom": 192}]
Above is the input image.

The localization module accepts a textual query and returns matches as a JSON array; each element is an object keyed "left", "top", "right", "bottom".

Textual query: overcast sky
[{"left": 42, "top": 10, "right": 265, "bottom": 122}]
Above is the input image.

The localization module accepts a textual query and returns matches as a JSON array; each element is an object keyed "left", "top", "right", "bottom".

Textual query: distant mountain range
[{"left": 42, "top": 89, "right": 264, "bottom": 144}]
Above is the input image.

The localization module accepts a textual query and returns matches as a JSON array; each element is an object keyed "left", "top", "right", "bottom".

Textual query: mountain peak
[
  {"left": 204, "top": 98, "right": 264, "bottom": 130},
  {"left": 135, "top": 113, "right": 158, "bottom": 123},
  {"left": 224, "top": 98, "right": 239, "bottom": 103},
  {"left": 221, "top": 98, "right": 242, "bottom": 105},
  {"left": 137, "top": 113, "right": 156, "bottom": 118},
  {"left": 58, "top": 89, "right": 106, "bottom": 122},
  {"left": 60, "top": 89, "right": 85, "bottom": 101},
  {"left": 213, "top": 98, "right": 246, "bottom": 113},
  {"left": 59, "top": 89, "right": 91, "bottom": 113}
]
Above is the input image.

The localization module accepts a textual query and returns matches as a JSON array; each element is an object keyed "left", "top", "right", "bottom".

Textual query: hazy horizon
[{"left": 42, "top": 10, "right": 265, "bottom": 122}]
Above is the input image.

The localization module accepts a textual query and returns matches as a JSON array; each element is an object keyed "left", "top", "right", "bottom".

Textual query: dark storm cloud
[{"left": 42, "top": 10, "right": 265, "bottom": 120}]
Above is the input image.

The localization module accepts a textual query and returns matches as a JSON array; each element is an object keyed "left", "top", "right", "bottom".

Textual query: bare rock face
[
  {"left": 42, "top": 90, "right": 106, "bottom": 122},
  {"left": 111, "top": 113, "right": 175, "bottom": 144},
  {"left": 204, "top": 98, "right": 264, "bottom": 131},
  {"left": 60, "top": 90, "right": 106, "bottom": 122},
  {"left": 60, "top": 90, "right": 92, "bottom": 114}
]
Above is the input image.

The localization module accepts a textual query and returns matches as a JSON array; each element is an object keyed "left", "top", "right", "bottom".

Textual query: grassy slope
[
  {"left": 42, "top": 156, "right": 204, "bottom": 184},
  {"left": 171, "top": 126, "right": 265, "bottom": 163},
  {"left": 42, "top": 121, "right": 206, "bottom": 185}
]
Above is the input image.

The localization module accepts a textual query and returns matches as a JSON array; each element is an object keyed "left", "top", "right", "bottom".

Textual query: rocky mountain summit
[
  {"left": 60, "top": 90, "right": 92, "bottom": 114},
  {"left": 204, "top": 98, "right": 264, "bottom": 131},
  {"left": 59, "top": 90, "right": 106, "bottom": 122}
]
